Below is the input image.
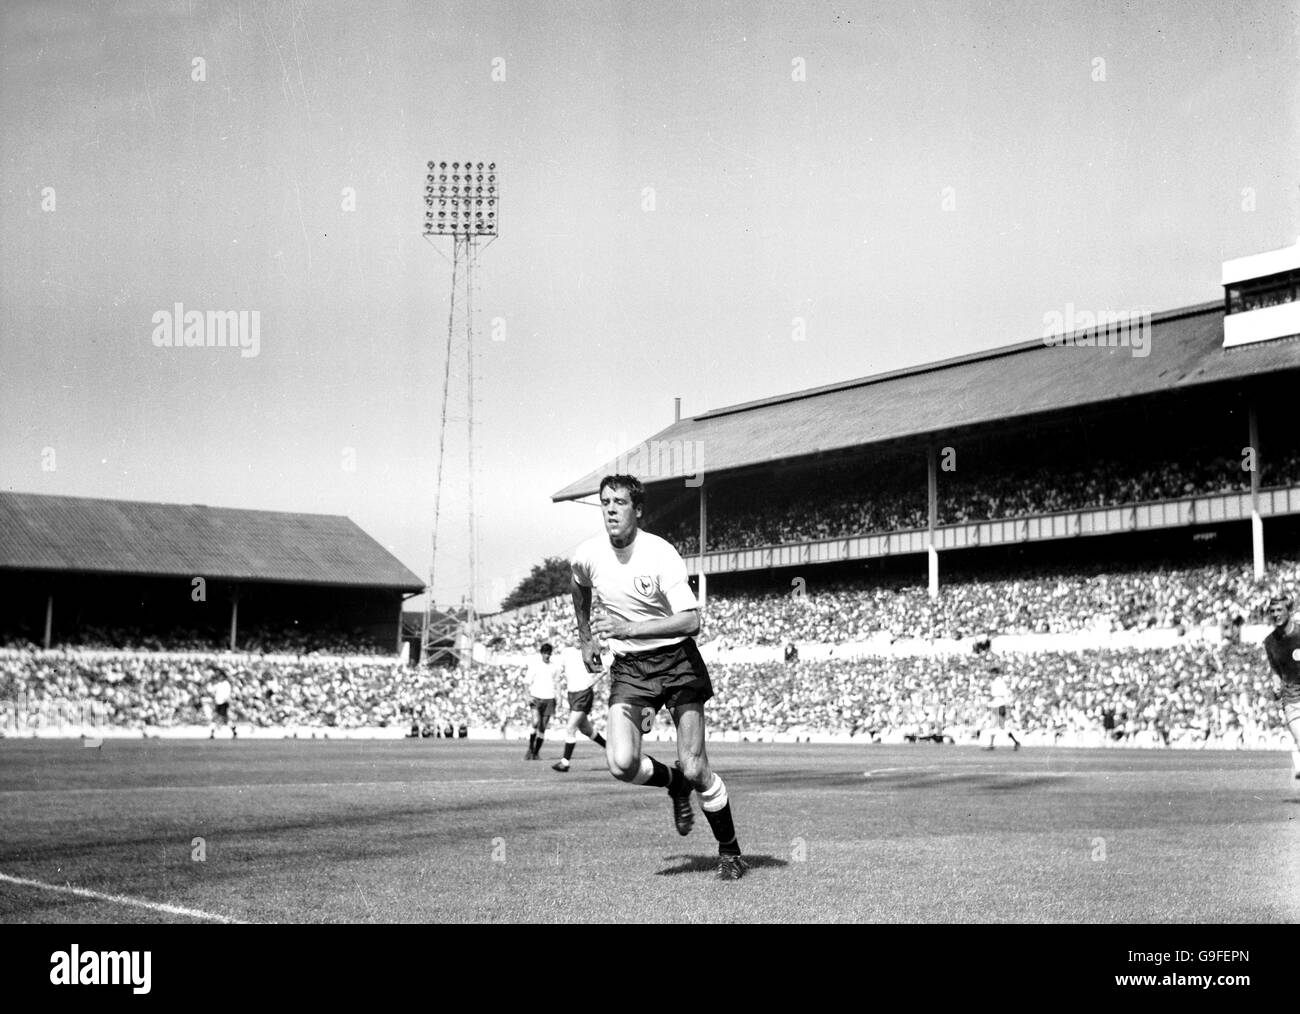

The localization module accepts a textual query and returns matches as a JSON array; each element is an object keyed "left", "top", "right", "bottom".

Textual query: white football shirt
[
  {"left": 526, "top": 657, "right": 562, "bottom": 699},
  {"left": 213, "top": 679, "right": 231, "bottom": 705},
  {"left": 563, "top": 653, "right": 597, "bottom": 694},
  {"left": 571, "top": 529, "right": 698, "bottom": 656}
]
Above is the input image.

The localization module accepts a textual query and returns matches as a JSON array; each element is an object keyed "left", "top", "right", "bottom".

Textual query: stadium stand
[
  {"left": 460, "top": 278, "right": 1296, "bottom": 751},
  {"left": 649, "top": 446, "right": 1300, "bottom": 553},
  {"left": 0, "top": 492, "right": 423, "bottom": 654},
  {"left": 553, "top": 297, "right": 1300, "bottom": 600}
]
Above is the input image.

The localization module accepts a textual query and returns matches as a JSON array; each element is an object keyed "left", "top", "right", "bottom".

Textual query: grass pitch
[{"left": 1, "top": 738, "right": 1296, "bottom": 923}]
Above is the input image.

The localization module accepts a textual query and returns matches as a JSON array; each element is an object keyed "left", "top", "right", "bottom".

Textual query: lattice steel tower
[{"left": 419, "top": 159, "right": 498, "bottom": 668}]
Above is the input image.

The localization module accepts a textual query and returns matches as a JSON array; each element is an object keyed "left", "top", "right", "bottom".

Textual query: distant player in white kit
[
  {"left": 572, "top": 474, "right": 747, "bottom": 880},
  {"left": 523, "top": 643, "right": 563, "bottom": 760},
  {"left": 209, "top": 669, "right": 236, "bottom": 740},
  {"left": 1261, "top": 592, "right": 1300, "bottom": 780},
  {"left": 551, "top": 647, "right": 607, "bottom": 771},
  {"left": 982, "top": 667, "right": 1020, "bottom": 751}
]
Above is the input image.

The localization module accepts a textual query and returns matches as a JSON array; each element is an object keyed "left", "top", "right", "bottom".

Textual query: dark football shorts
[
  {"left": 531, "top": 697, "right": 556, "bottom": 722},
  {"left": 567, "top": 687, "right": 595, "bottom": 714},
  {"left": 609, "top": 637, "right": 713, "bottom": 716},
  {"left": 215, "top": 702, "right": 230, "bottom": 722}
]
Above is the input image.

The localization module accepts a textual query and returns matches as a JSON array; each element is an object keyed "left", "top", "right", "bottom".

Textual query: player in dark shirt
[
  {"left": 1261, "top": 593, "right": 1300, "bottom": 780},
  {"left": 1100, "top": 705, "right": 1117, "bottom": 746}
]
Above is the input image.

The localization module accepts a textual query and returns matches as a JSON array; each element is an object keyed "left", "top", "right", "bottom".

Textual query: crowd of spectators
[
  {"left": 0, "top": 623, "right": 391, "bottom": 657},
  {"left": 701, "top": 557, "right": 1300, "bottom": 644},
  {"left": 937, "top": 451, "right": 1273, "bottom": 526},
  {"left": 654, "top": 453, "right": 925, "bottom": 551},
  {"left": 481, "top": 554, "right": 1300, "bottom": 651},
  {"left": 0, "top": 649, "right": 575, "bottom": 737},
  {"left": 702, "top": 642, "right": 1287, "bottom": 748},
  {"left": 650, "top": 446, "right": 1300, "bottom": 553},
  {"left": 483, "top": 596, "right": 579, "bottom": 656},
  {"left": 4, "top": 641, "right": 1286, "bottom": 749},
  {"left": 0, "top": 653, "right": 412, "bottom": 731}
]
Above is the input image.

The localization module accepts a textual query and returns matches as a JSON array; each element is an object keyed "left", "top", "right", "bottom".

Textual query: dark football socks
[
  {"left": 704, "top": 805, "right": 740, "bottom": 855},
  {"left": 698, "top": 773, "right": 740, "bottom": 854},
  {"left": 631, "top": 756, "right": 673, "bottom": 787},
  {"left": 563, "top": 741, "right": 575, "bottom": 761},
  {"left": 592, "top": 732, "right": 606, "bottom": 748}
]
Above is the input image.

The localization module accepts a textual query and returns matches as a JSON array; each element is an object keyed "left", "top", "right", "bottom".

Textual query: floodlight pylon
[{"left": 418, "top": 160, "right": 497, "bottom": 668}]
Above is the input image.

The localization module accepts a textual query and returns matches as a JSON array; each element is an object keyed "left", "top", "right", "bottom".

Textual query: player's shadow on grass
[{"left": 654, "top": 854, "right": 787, "bottom": 877}]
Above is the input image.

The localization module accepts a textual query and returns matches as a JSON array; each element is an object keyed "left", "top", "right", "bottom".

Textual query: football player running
[
  {"left": 552, "top": 646, "right": 607, "bottom": 771},
  {"left": 1261, "top": 592, "right": 1300, "bottom": 780},
  {"left": 571, "top": 475, "right": 747, "bottom": 880}
]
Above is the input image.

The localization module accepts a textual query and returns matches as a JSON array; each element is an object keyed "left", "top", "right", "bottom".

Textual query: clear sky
[{"left": 2, "top": 0, "right": 1296, "bottom": 611}]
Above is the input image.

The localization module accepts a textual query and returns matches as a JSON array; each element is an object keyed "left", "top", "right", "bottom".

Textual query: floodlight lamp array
[{"left": 423, "top": 160, "right": 498, "bottom": 236}]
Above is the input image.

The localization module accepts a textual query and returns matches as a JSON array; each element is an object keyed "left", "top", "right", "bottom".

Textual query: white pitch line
[{"left": 0, "top": 871, "right": 246, "bottom": 924}]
